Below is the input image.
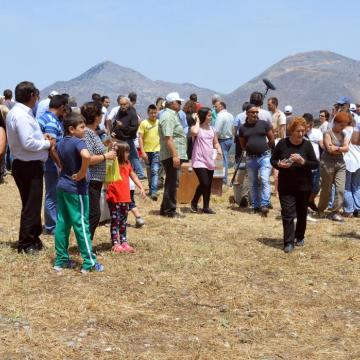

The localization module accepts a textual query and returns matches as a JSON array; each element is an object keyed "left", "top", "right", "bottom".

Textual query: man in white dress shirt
[
  {"left": 107, "top": 95, "right": 123, "bottom": 128},
  {"left": 35, "top": 90, "right": 58, "bottom": 119},
  {"left": 319, "top": 109, "right": 330, "bottom": 134},
  {"left": 6, "top": 81, "right": 55, "bottom": 254},
  {"left": 214, "top": 100, "right": 234, "bottom": 185},
  {"left": 99, "top": 95, "right": 110, "bottom": 131}
]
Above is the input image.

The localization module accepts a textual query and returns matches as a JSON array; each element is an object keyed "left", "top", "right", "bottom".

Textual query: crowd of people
[{"left": 0, "top": 81, "right": 359, "bottom": 272}]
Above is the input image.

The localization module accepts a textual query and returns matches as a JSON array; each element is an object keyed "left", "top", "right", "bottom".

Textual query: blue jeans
[
  {"left": 311, "top": 165, "right": 321, "bottom": 194},
  {"left": 44, "top": 171, "right": 59, "bottom": 234},
  {"left": 146, "top": 152, "right": 160, "bottom": 195},
  {"left": 246, "top": 153, "right": 272, "bottom": 208},
  {"left": 127, "top": 139, "right": 145, "bottom": 179},
  {"left": 219, "top": 138, "right": 233, "bottom": 184},
  {"left": 328, "top": 184, "right": 335, "bottom": 209},
  {"left": 344, "top": 169, "right": 360, "bottom": 213},
  {"left": 6, "top": 145, "right": 13, "bottom": 171}
]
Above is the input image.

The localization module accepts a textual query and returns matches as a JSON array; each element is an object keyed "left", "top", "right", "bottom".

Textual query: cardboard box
[{"left": 177, "top": 162, "right": 224, "bottom": 203}]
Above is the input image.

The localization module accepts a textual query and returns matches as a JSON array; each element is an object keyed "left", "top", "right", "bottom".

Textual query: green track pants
[{"left": 54, "top": 190, "right": 96, "bottom": 270}]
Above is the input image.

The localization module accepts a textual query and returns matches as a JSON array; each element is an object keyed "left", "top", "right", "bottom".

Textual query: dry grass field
[{"left": 0, "top": 175, "right": 359, "bottom": 360}]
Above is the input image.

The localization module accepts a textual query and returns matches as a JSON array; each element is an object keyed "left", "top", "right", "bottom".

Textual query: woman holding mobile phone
[{"left": 271, "top": 117, "right": 318, "bottom": 253}]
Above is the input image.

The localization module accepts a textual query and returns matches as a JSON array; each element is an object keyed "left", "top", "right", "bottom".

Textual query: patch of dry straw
[{"left": 0, "top": 176, "right": 359, "bottom": 359}]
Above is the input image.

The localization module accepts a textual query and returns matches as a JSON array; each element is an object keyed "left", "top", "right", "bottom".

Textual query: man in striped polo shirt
[{"left": 38, "top": 95, "right": 67, "bottom": 235}]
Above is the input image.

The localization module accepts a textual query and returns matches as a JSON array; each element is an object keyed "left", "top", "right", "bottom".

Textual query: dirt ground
[{"left": 0, "top": 175, "right": 359, "bottom": 360}]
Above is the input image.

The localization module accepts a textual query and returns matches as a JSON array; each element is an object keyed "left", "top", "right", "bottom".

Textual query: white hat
[
  {"left": 284, "top": 105, "right": 293, "bottom": 114},
  {"left": 165, "top": 92, "right": 184, "bottom": 103},
  {"left": 49, "top": 90, "right": 59, "bottom": 97},
  {"left": 350, "top": 103, "right": 356, "bottom": 112}
]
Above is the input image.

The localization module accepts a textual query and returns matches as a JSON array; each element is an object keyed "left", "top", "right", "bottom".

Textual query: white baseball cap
[
  {"left": 49, "top": 90, "right": 59, "bottom": 97},
  {"left": 165, "top": 92, "right": 184, "bottom": 103},
  {"left": 284, "top": 105, "right": 293, "bottom": 114},
  {"left": 350, "top": 103, "right": 356, "bottom": 112}
]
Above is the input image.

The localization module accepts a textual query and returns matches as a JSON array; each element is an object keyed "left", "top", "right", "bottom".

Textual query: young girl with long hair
[{"left": 106, "top": 141, "right": 146, "bottom": 253}]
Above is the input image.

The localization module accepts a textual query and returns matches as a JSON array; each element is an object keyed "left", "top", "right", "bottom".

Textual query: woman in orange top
[{"left": 106, "top": 141, "right": 145, "bottom": 253}]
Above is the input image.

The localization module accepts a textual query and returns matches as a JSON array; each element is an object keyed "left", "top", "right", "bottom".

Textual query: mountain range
[{"left": 41, "top": 51, "right": 360, "bottom": 117}]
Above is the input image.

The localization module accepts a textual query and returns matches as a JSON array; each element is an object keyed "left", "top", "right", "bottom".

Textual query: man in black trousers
[{"left": 6, "top": 81, "right": 55, "bottom": 254}]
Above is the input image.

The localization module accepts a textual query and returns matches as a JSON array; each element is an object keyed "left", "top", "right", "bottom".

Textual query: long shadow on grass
[
  {"left": 68, "top": 242, "right": 113, "bottom": 254},
  {"left": 148, "top": 210, "right": 162, "bottom": 216},
  {"left": 179, "top": 206, "right": 195, "bottom": 213},
  {"left": 332, "top": 231, "right": 360, "bottom": 240},
  {"left": 257, "top": 237, "right": 283, "bottom": 249},
  {"left": 0, "top": 240, "right": 18, "bottom": 250},
  {"left": 226, "top": 205, "right": 252, "bottom": 213},
  {"left": 93, "top": 242, "right": 113, "bottom": 253}
]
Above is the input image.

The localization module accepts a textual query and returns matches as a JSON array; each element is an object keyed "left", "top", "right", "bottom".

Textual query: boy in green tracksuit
[{"left": 54, "top": 113, "right": 104, "bottom": 273}]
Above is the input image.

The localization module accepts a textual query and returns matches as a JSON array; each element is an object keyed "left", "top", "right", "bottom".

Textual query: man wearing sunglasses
[
  {"left": 239, "top": 103, "right": 274, "bottom": 216},
  {"left": 159, "top": 92, "right": 187, "bottom": 218}
]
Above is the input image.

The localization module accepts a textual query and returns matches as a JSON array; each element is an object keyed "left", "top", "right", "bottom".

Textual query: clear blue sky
[{"left": 1, "top": 0, "right": 360, "bottom": 94}]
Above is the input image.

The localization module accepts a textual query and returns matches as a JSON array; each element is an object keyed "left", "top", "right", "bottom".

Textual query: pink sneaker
[
  {"left": 121, "top": 242, "right": 135, "bottom": 253},
  {"left": 112, "top": 243, "right": 125, "bottom": 253}
]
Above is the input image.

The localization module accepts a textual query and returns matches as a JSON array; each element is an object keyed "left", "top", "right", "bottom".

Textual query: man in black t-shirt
[
  {"left": 239, "top": 104, "right": 274, "bottom": 215},
  {"left": 0, "top": 108, "right": 7, "bottom": 184},
  {"left": 111, "top": 96, "right": 145, "bottom": 179}
]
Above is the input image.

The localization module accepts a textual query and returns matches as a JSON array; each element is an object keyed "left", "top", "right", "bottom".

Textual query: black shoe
[
  {"left": 260, "top": 206, "right": 269, "bottom": 216},
  {"left": 251, "top": 207, "right": 260, "bottom": 214},
  {"left": 239, "top": 197, "right": 248, "bottom": 208},
  {"left": 34, "top": 239, "right": 44, "bottom": 250},
  {"left": 150, "top": 194, "right": 158, "bottom": 201},
  {"left": 308, "top": 201, "right": 318, "bottom": 212},
  {"left": 284, "top": 243, "right": 294, "bottom": 253},
  {"left": 203, "top": 208, "right": 216, "bottom": 214},
  {"left": 331, "top": 213, "right": 344, "bottom": 222},
  {"left": 354, "top": 210, "right": 359, "bottom": 218},
  {"left": 190, "top": 202, "right": 198, "bottom": 213},
  {"left": 167, "top": 212, "right": 185, "bottom": 218}
]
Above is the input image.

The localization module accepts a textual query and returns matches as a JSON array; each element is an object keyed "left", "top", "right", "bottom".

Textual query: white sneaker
[
  {"left": 135, "top": 217, "right": 145, "bottom": 228},
  {"left": 307, "top": 214, "right": 318, "bottom": 222}
]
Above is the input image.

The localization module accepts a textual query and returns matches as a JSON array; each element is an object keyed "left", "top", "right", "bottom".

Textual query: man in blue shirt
[{"left": 38, "top": 95, "right": 67, "bottom": 235}]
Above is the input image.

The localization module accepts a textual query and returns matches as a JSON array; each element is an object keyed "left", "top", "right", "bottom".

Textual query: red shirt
[
  {"left": 195, "top": 102, "right": 203, "bottom": 112},
  {"left": 106, "top": 162, "right": 132, "bottom": 203}
]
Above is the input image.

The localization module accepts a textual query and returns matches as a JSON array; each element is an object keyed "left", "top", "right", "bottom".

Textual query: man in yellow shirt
[{"left": 138, "top": 104, "right": 160, "bottom": 200}]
